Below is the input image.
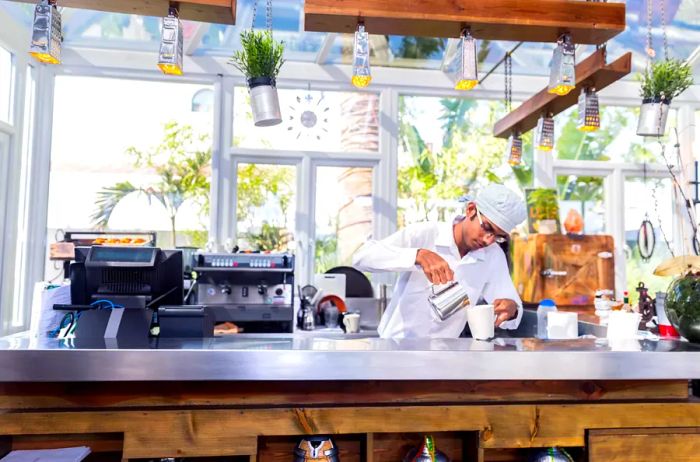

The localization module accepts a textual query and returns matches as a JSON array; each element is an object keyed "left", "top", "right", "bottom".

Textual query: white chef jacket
[{"left": 353, "top": 220, "right": 523, "bottom": 338}]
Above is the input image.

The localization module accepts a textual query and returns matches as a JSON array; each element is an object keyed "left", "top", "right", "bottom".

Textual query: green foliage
[
  {"left": 229, "top": 30, "right": 285, "bottom": 80},
  {"left": 236, "top": 164, "right": 293, "bottom": 226},
  {"left": 91, "top": 122, "right": 211, "bottom": 248},
  {"left": 244, "top": 222, "right": 291, "bottom": 252},
  {"left": 638, "top": 58, "right": 694, "bottom": 101},
  {"left": 315, "top": 234, "right": 339, "bottom": 274},
  {"left": 526, "top": 188, "right": 560, "bottom": 222}
]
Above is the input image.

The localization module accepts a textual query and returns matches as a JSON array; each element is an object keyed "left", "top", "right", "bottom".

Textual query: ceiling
[{"left": 1, "top": 0, "right": 699, "bottom": 77}]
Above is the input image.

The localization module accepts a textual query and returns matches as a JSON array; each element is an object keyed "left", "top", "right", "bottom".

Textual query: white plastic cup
[
  {"left": 546, "top": 312, "right": 578, "bottom": 339},
  {"left": 342, "top": 313, "right": 361, "bottom": 333},
  {"left": 467, "top": 304, "right": 495, "bottom": 340}
]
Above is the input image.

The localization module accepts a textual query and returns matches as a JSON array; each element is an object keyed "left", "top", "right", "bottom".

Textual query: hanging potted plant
[
  {"left": 230, "top": 29, "right": 285, "bottom": 127},
  {"left": 637, "top": 58, "right": 693, "bottom": 136}
]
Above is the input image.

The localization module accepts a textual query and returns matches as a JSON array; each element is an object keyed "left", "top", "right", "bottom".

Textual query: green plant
[
  {"left": 229, "top": 30, "right": 285, "bottom": 80},
  {"left": 638, "top": 58, "right": 693, "bottom": 102}
]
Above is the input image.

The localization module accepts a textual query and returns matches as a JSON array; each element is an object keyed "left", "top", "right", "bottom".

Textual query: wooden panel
[
  {"left": 124, "top": 433, "right": 256, "bottom": 459},
  {"left": 11, "top": 433, "right": 123, "bottom": 453},
  {"left": 258, "top": 435, "right": 362, "bottom": 462},
  {"left": 304, "top": 0, "right": 625, "bottom": 44},
  {"left": 7, "top": 0, "right": 236, "bottom": 25},
  {"left": 589, "top": 428, "right": 700, "bottom": 461},
  {"left": 371, "top": 432, "right": 465, "bottom": 462},
  {"left": 511, "top": 234, "right": 616, "bottom": 306},
  {"left": 0, "top": 380, "right": 686, "bottom": 410},
  {"left": 493, "top": 51, "right": 631, "bottom": 138},
  {"left": 3, "top": 403, "right": 700, "bottom": 450}
]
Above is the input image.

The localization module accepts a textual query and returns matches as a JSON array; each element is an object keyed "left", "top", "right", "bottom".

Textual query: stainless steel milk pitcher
[{"left": 428, "top": 281, "right": 471, "bottom": 321}]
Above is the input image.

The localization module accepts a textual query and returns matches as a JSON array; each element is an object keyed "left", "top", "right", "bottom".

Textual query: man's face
[{"left": 462, "top": 203, "right": 509, "bottom": 251}]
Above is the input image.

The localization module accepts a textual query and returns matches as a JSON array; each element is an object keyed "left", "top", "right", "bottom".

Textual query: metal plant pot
[
  {"left": 248, "top": 77, "right": 282, "bottom": 127},
  {"left": 636, "top": 98, "right": 670, "bottom": 137}
]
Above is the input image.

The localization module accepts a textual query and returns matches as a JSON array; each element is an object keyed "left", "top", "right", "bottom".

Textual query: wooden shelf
[
  {"left": 304, "top": 0, "right": 625, "bottom": 44},
  {"left": 8, "top": 0, "right": 236, "bottom": 25},
  {"left": 493, "top": 49, "right": 632, "bottom": 139}
]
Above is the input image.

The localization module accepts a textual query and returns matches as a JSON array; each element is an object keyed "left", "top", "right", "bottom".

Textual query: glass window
[
  {"left": 233, "top": 88, "right": 379, "bottom": 152},
  {"left": 0, "top": 45, "right": 13, "bottom": 124},
  {"left": 315, "top": 166, "right": 373, "bottom": 273},
  {"left": 236, "top": 163, "right": 296, "bottom": 252},
  {"left": 12, "top": 65, "right": 36, "bottom": 323},
  {"left": 624, "top": 177, "right": 674, "bottom": 297},
  {"left": 0, "top": 131, "right": 11, "bottom": 332},
  {"left": 47, "top": 76, "right": 213, "bottom": 279},
  {"left": 557, "top": 174, "right": 606, "bottom": 234},
  {"left": 398, "top": 95, "right": 521, "bottom": 227},
  {"left": 555, "top": 105, "right": 675, "bottom": 163}
]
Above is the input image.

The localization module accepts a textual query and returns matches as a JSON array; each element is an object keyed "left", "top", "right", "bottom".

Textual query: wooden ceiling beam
[
  {"left": 493, "top": 49, "right": 632, "bottom": 139},
  {"left": 304, "top": 0, "right": 625, "bottom": 45},
  {"left": 8, "top": 0, "right": 236, "bottom": 25}
]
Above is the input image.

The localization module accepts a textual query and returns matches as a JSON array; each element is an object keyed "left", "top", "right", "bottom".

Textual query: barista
[{"left": 353, "top": 184, "right": 527, "bottom": 338}]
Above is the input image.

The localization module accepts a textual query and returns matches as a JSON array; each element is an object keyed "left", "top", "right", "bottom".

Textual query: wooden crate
[{"left": 512, "top": 234, "right": 615, "bottom": 306}]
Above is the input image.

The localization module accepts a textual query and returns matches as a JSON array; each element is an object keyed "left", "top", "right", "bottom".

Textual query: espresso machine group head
[{"left": 194, "top": 252, "right": 295, "bottom": 333}]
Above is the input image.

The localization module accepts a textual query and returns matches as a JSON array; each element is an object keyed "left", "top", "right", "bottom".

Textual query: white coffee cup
[
  {"left": 606, "top": 311, "right": 641, "bottom": 339},
  {"left": 467, "top": 304, "right": 495, "bottom": 340},
  {"left": 343, "top": 312, "right": 361, "bottom": 334}
]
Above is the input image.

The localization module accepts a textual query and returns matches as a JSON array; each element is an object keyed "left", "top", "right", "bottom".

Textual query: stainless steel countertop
[{"left": 1, "top": 333, "right": 699, "bottom": 382}]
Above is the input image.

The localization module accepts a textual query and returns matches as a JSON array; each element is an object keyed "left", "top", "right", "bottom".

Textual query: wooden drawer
[{"left": 588, "top": 428, "right": 700, "bottom": 461}]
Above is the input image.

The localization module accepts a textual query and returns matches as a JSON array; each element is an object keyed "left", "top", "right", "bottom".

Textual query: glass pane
[
  {"left": 12, "top": 65, "right": 36, "bottom": 323},
  {"left": 233, "top": 88, "right": 379, "bottom": 152},
  {"left": 555, "top": 105, "right": 677, "bottom": 163},
  {"left": 326, "top": 34, "right": 447, "bottom": 69},
  {"left": 236, "top": 163, "right": 296, "bottom": 252},
  {"left": 61, "top": 8, "right": 162, "bottom": 50},
  {"left": 47, "top": 76, "right": 213, "bottom": 279},
  {"left": 624, "top": 177, "right": 674, "bottom": 297},
  {"left": 315, "top": 166, "right": 373, "bottom": 274},
  {"left": 398, "top": 95, "right": 522, "bottom": 227},
  {"left": 0, "top": 45, "right": 13, "bottom": 124},
  {"left": 557, "top": 174, "right": 606, "bottom": 234}
]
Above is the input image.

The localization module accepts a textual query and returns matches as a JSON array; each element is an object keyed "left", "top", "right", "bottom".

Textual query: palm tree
[{"left": 91, "top": 122, "right": 211, "bottom": 248}]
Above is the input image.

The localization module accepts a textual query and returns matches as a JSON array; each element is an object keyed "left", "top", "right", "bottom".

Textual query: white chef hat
[{"left": 473, "top": 184, "right": 527, "bottom": 232}]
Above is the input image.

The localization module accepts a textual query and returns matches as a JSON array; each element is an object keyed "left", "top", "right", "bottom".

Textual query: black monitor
[{"left": 69, "top": 246, "right": 183, "bottom": 309}]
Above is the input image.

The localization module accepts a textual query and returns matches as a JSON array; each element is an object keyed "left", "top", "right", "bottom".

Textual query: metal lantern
[
  {"left": 352, "top": 22, "right": 371, "bottom": 88},
  {"left": 454, "top": 29, "right": 478, "bottom": 91},
  {"left": 548, "top": 33, "right": 575, "bottom": 96},
  {"left": 29, "top": 0, "right": 62, "bottom": 65},
  {"left": 577, "top": 88, "right": 600, "bottom": 132},
  {"left": 506, "top": 132, "right": 523, "bottom": 166},
  {"left": 157, "top": 6, "right": 184, "bottom": 76},
  {"left": 534, "top": 115, "right": 555, "bottom": 151}
]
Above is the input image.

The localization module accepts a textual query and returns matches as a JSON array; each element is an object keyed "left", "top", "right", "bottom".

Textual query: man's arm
[
  {"left": 352, "top": 224, "right": 426, "bottom": 273},
  {"left": 482, "top": 247, "right": 523, "bottom": 330}
]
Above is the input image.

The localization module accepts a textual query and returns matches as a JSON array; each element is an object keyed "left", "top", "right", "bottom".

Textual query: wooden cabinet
[
  {"left": 589, "top": 428, "right": 700, "bottom": 462},
  {"left": 511, "top": 234, "right": 615, "bottom": 307}
]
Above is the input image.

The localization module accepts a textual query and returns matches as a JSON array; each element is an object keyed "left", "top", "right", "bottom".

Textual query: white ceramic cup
[
  {"left": 467, "top": 304, "right": 495, "bottom": 340},
  {"left": 343, "top": 313, "right": 361, "bottom": 334},
  {"left": 606, "top": 311, "right": 641, "bottom": 339},
  {"left": 546, "top": 311, "right": 578, "bottom": 339}
]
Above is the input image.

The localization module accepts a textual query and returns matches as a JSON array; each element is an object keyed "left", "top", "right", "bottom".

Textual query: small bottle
[
  {"left": 537, "top": 299, "right": 557, "bottom": 339},
  {"left": 622, "top": 291, "right": 632, "bottom": 312},
  {"left": 149, "top": 309, "right": 160, "bottom": 337}
]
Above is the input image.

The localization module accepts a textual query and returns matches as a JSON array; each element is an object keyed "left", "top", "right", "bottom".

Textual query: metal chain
[
  {"left": 251, "top": 0, "right": 273, "bottom": 32},
  {"left": 646, "top": 0, "right": 654, "bottom": 70},
  {"left": 651, "top": 178, "right": 675, "bottom": 258},
  {"left": 504, "top": 53, "right": 512, "bottom": 112},
  {"left": 661, "top": 0, "right": 668, "bottom": 60}
]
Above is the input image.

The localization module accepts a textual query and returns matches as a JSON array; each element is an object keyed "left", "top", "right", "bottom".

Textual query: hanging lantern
[
  {"left": 548, "top": 33, "right": 575, "bottom": 96},
  {"left": 29, "top": 0, "right": 62, "bottom": 65},
  {"left": 506, "top": 132, "right": 523, "bottom": 166},
  {"left": 534, "top": 114, "right": 555, "bottom": 151},
  {"left": 352, "top": 22, "right": 371, "bottom": 88},
  {"left": 577, "top": 87, "right": 600, "bottom": 132},
  {"left": 454, "top": 28, "right": 478, "bottom": 91},
  {"left": 158, "top": 6, "right": 184, "bottom": 76}
]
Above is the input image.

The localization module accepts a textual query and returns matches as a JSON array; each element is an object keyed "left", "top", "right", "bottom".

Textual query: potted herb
[
  {"left": 637, "top": 58, "right": 693, "bottom": 136},
  {"left": 229, "top": 29, "right": 285, "bottom": 127}
]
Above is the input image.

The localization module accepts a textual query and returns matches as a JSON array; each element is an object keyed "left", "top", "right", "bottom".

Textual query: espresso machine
[{"left": 194, "top": 252, "right": 295, "bottom": 333}]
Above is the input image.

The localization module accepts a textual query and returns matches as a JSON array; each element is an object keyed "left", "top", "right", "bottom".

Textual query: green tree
[{"left": 91, "top": 122, "right": 211, "bottom": 248}]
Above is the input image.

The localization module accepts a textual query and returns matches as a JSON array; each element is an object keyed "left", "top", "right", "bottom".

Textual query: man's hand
[
  {"left": 415, "top": 249, "right": 454, "bottom": 285},
  {"left": 493, "top": 299, "right": 518, "bottom": 326}
]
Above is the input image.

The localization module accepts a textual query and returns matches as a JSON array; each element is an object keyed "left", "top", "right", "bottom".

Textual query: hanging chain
[
  {"left": 661, "top": 0, "right": 668, "bottom": 60},
  {"left": 651, "top": 177, "right": 675, "bottom": 257},
  {"left": 251, "top": 0, "right": 273, "bottom": 32},
  {"left": 645, "top": 0, "right": 654, "bottom": 70},
  {"left": 504, "top": 53, "right": 512, "bottom": 113}
]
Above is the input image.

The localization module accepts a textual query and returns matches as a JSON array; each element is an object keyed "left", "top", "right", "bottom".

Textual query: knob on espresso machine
[
  {"left": 257, "top": 283, "right": 268, "bottom": 295},
  {"left": 221, "top": 285, "right": 232, "bottom": 295}
]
